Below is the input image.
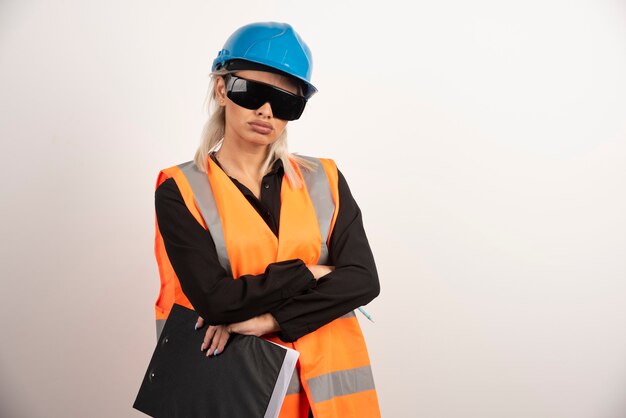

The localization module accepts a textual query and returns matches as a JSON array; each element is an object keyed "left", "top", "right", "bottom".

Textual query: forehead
[{"left": 234, "top": 70, "right": 300, "bottom": 95}]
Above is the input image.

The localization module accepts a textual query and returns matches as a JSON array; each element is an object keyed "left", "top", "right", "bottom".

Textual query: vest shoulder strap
[
  {"left": 177, "top": 161, "right": 233, "bottom": 276},
  {"left": 295, "top": 155, "right": 336, "bottom": 264}
]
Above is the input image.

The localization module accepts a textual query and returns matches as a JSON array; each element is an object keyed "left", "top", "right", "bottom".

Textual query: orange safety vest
[{"left": 153, "top": 155, "right": 381, "bottom": 418}]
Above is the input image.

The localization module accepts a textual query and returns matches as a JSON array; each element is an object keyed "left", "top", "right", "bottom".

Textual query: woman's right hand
[
  {"left": 196, "top": 317, "right": 230, "bottom": 357},
  {"left": 307, "top": 264, "right": 335, "bottom": 280}
]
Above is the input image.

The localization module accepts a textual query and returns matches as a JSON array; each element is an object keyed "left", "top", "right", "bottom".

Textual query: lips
[{"left": 249, "top": 121, "right": 273, "bottom": 135}]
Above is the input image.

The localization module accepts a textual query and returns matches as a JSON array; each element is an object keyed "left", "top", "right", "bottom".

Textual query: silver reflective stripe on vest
[
  {"left": 297, "top": 156, "right": 335, "bottom": 265},
  {"left": 307, "top": 365, "right": 376, "bottom": 403},
  {"left": 156, "top": 319, "right": 166, "bottom": 340},
  {"left": 286, "top": 367, "right": 303, "bottom": 394},
  {"left": 178, "top": 161, "right": 232, "bottom": 276},
  {"left": 339, "top": 311, "right": 356, "bottom": 320}
]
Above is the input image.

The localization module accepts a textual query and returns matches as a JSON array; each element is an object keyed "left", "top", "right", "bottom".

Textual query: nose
[{"left": 256, "top": 102, "right": 273, "bottom": 119}]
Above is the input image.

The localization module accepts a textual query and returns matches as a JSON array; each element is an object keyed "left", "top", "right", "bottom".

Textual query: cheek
[
  {"left": 225, "top": 105, "right": 247, "bottom": 125},
  {"left": 272, "top": 122, "right": 288, "bottom": 139},
  {"left": 274, "top": 120, "right": 288, "bottom": 133}
]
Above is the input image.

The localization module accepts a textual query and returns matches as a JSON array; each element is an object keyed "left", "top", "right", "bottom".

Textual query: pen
[{"left": 357, "top": 307, "right": 374, "bottom": 323}]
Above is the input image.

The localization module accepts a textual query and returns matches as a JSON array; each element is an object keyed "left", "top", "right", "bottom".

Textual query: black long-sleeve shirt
[{"left": 154, "top": 152, "right": 380, "bottom": 342}]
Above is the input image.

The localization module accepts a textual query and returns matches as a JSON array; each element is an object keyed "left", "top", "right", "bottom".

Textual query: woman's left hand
[{"left": 227, "top": 313, "right": 281, "bottom": 337}]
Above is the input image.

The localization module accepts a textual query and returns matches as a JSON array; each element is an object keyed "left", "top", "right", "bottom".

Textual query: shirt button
[{"left": 264, "top": 183, "right": 270, "bottom": 189}]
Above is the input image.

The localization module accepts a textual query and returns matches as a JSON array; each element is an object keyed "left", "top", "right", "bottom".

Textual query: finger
[
  {"left": 207, "top": 327, "right": 223, "bottom": 357},
  {"left": 201, "top": 326, "right": 217, "bottom": 351},
  {"left": 216, "top": 328, "right": 231, "bottom": 355},
  {"left": 195, "top": 317, "right": 205, "bottom": 330}
]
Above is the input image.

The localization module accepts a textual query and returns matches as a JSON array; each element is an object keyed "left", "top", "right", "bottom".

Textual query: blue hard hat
[{"left": 212, "top": 22, "right": 317, "bottom": 99}]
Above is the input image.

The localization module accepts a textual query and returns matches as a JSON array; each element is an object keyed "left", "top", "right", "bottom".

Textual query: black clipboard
[{"left": 133, "top": 304, "right": 299, "bottom": 418}]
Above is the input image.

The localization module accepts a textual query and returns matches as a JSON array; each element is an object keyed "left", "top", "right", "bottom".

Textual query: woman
[{"left": 154, "top": 22, "right": 381, "bottom": 418}]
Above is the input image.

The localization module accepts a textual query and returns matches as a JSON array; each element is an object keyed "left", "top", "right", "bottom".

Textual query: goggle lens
[{"left": 225, "top": 75, "right": 307, "bottom": 121}]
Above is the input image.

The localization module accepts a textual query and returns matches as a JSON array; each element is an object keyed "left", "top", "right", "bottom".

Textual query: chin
[{"left": 246, "top": 134, "right": 280, "bottom": 147}]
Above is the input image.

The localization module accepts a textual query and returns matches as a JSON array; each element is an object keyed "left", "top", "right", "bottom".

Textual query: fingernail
[
  {"left": 200, "top": 343, "right": 206, "bottom": 351},
  {"left": 195, "top": 323, "right": 198, "bottom": 330},
  {"left": 213, "top": 348, "right": 219, "bottom": 356}
]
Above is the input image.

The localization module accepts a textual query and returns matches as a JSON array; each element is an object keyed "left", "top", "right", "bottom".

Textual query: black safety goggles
[{"left": 225, "top": 75, "right": 307, "bottom": 121}]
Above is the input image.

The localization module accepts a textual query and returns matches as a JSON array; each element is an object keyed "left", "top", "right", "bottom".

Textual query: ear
[{"left": 215, "top": 76, "right": 227, "bottom": 105}]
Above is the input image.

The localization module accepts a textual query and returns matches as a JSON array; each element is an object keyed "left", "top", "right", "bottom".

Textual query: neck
[{"left": 216, "top": 136, "right": 270, "bottom": 180}]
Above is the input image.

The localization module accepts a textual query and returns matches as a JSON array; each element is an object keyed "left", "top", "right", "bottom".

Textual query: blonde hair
[{"left": 193, "top": 68, "right": 316, "bottom": 188}]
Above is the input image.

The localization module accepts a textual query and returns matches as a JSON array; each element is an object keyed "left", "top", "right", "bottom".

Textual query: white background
[{"left": 1, "top": 1, "right": 625, "bottom": 417}]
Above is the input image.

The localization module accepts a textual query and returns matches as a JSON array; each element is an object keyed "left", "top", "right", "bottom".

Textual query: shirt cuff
[
  {"left": 265, "top": 258, "right": 316, "bottom": 299},
  {"left": 270, "top": 311, "right": 310, "bottom": 343}
]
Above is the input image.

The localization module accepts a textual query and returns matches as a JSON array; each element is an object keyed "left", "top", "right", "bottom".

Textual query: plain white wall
[{"left": 1, "top": 1, "right": 625, "bottom": 417}]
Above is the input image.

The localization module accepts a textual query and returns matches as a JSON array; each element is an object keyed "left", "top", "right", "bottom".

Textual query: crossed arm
[
  {"left": 195, "top": 264, "right": 335, "bottom": 357},
  {"left": 155, "top": 169, "right": 380, "bottom": 356}
]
